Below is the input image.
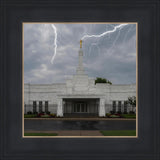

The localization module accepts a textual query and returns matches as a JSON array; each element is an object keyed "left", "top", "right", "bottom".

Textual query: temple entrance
[
  {"left": 73, "top": 102, "right": 88, "bottom": 113},
  {"left": 63, "top": 98, "right": 99, "bottom": 117}
]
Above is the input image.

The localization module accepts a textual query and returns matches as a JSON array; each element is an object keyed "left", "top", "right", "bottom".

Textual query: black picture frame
[{"left": 0, "top": 0, "right": 159, "bottom": 160}]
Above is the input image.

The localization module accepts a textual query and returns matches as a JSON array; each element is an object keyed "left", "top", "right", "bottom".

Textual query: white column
[
  {"left": 57, "top": 99, "right": 63, "bottom": 117},
  {"left": 99, "top": 98, "right": 105, "bottom": 117}
]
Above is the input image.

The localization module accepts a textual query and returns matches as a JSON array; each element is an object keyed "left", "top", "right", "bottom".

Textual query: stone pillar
[
  {"left": 99, "top": 98, "right": 105, "bottom": 117},
  {"left": 57, "top": 99, "right": 63, "bottom": 117}
]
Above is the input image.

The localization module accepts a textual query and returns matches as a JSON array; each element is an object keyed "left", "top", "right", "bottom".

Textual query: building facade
[{"left": 24, "top": 41, "right": 136, "bottom": 117}]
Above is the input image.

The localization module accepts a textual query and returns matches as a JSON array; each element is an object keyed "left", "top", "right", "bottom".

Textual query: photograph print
[{"left": 23, "top": 23, "right": 137, "bottom": 137}]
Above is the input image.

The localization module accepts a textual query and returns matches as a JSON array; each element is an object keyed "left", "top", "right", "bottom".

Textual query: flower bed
[
  {"left": 106, "top": 113, "right": 122, "bottom": 118},
  {"left": 106, "top": 113, "right": 136, "bottom": 118},
  {"left": 24, "top": 113, "right": 57, "bottom": 118}
]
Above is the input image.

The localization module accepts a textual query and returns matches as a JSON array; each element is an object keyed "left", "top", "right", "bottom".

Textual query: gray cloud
[{"left": 24, "top": 23, "right": 136, "bottom": 84}]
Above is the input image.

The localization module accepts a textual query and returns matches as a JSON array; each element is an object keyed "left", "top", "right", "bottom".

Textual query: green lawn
[
  {"left": 24, "top": 114, "right": 38, "bottom": 118},
  {"left": 24, "top": 133, "right": 58, "bottom": 136},
  {"left": 121, "top": 114, "right": 136, "bottom": 118},
  {"left": 100, "top": 130, "right": 136, "bottom": 136}
]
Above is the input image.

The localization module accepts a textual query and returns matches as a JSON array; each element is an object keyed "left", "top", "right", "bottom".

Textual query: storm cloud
[{"left": 24, "top": 23, "right": 136, "bottom": 84}]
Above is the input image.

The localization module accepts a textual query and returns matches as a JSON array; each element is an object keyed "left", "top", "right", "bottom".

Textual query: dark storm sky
[{"left": 24, "top": 23, "right": 136, "bottom": 84}]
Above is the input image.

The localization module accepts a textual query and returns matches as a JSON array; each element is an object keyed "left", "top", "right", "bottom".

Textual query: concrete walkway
[{"left": 24, "top": 130, "right": 103, "bottom": 136}]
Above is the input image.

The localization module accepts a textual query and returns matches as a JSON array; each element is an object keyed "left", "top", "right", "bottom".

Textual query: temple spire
[
  {"left": 80, "top": 40, "right": 82, "bottom": 48},
  {"left": 76, "top": 40, "right": 85, "bottom": 75}
]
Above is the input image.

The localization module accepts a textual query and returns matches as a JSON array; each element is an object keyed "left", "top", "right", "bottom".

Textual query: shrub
[
  {"left": 106, "top": 113, "right": 111, "bottom": 117},
  {"left": 123, "top": 111, "right": 128, "bottom": 114},
  {"left": 110, "top": 111, "right": 115, "bottom": 114},
  {"left": 117, "top": 111, "right": 122, "bottom": 114},
  {"left": 38, "top": 112, "right": 44, "bottom": 117},
  {"left": 27, "top": 111, "right": 32, "bottom": 115},
  {"left": 46, "top": 111, "right": 50, "bottom": 114},
  {"left": 50, "top": 113, "right": 56, "bottom": 118},
  {"left": 33, "top": 111, "right": 38, "bottom": 115},
  {"left": 39, "top": 111, "right": 45, "bottom": 114},
  {"left": 41, "top": 114, "right": 51, "bottom": 118},
  {"left": 129, "top": 111, "right": 135, "bottom": 114},
  {"left": 109, "top": 114, "right": 120, "bottom": 118}
]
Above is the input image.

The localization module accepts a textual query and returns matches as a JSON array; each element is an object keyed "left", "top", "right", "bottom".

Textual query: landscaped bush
[
  {"left": 46, "top": 111, "right": 50, "bottom": 114},
  {"left": 117, "top": 111, "right": 122, "bottom": 114},
  {"left": 110, "top": 111, "right": 115, "bottom": 114},
  {"left": 33, "top": 111, "right": 38, "bottom": 115},
  {"left": 123, "top": 111, "right": 128, "bottom": 114},
  {"left": 109, "top": 114, "right": 121, "bottom": 118},
  {"left": 50, "top": 113, "right": 56, "bottom": 118},
  {"left": 40, "top": 114, "right": 51, "bottom": 118},
  {"left": 40, "top": 111, "right": 45, "bottom": 114},
  {"left": 107, "top": 113, "right": 122, "bottom": 118},
  {"left": 129, "top": 111, "right": 135, "bottom": 114},
  {"left": 38, "top": 112, "right": 45, "bottom": 117},
  {"left": 106, "top": 113, "right": 111, "bottom": 117},
  {"left": 27, "top": 111, "right": 32, "bottom": 115}
]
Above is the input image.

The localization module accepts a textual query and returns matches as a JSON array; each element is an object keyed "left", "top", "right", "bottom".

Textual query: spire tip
[{"left": 80, "top": 40, "right": 82, "bottom": 48}]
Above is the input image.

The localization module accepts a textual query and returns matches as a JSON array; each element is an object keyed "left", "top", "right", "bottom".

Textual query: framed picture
[
  {"left": 0, "top": 0, "right": 159, "bottom": 159},
  {"left": 23, "top": 22, "right": 137, "bottom": 138}
]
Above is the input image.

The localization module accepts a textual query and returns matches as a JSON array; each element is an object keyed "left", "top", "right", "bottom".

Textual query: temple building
[{"left": 24, "top": 40, "right": 136, "bottom": 117}]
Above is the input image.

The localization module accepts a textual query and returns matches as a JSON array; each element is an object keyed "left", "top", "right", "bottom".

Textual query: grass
[
  {"left": 100, "top": 130, "right": 136, "bottom": 136},
  {"left": 40, "top": 115, "right": 51, "bottom": 118},
  {"left": 121, "top": 114, "right": 136, "bottom": 118},
  {"left": 24, "top": 133, "right": 58, "bottom": 136},
  {"left": 24, "top": 114, "right": 38, "bottom": 118}
]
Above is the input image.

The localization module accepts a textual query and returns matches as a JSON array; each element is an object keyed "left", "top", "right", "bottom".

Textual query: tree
[
  {"left": 95, "top": 77, "right": 112, "bottom": 85},
  {"left": 126, "top": 96, "right": 136, "bottom": 113}
]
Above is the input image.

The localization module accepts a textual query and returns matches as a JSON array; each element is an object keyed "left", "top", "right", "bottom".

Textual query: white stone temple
[{"left": 24, "top": 40, "right": 136, "bottom": 117}]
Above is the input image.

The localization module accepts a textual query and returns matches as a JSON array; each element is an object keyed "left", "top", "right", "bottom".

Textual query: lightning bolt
[
  {"left": 50, "top": 23, "right": 130, "bottom": 64},
  {"left": 88, "top": 43, "right": 100, "bottom": 57},
  {"left": 81, "top": 24, "right": 128, "bottom": 40},
  {"left": 106, "top": 29, "right": 121, "bottom": 56},
  {"left": 50, "top": 24, "right": 57, "bottom": 64}
]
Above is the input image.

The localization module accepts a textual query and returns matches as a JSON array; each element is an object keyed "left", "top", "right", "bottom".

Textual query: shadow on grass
[
  {"left": 100, "top": 130, "right": 136, "bottom": 136},
  {"left": 24, "top": 133, "right": 58, "bottom": 136}
]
